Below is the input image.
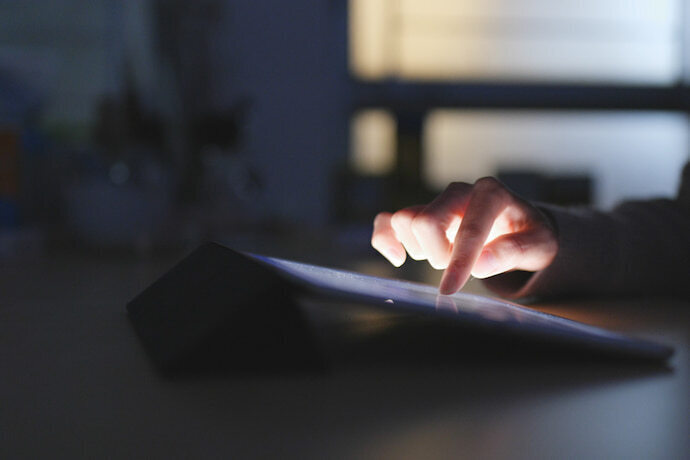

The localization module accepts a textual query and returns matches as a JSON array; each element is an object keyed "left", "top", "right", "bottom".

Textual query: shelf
[{"left": 352, "top": 80, "right": 690, "bottom": 112}]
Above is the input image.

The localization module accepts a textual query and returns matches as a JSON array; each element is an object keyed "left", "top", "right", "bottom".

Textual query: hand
[{"left": 371, "top": 177, "right": 558, "bottom": 294}]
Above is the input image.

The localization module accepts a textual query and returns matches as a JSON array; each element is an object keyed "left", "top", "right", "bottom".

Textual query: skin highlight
[{"left": 371, "top": 177, "right": 558, "bottom": 295}]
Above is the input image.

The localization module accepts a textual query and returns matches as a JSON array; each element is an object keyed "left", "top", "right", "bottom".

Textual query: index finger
[
  {"left": 411, "top": 182, "right": 472, "bottom": 269},
  {"left": 439, "top": 178, "right": 511, "bottom": 294}
]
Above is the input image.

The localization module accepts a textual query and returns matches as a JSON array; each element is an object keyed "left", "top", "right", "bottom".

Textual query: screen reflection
[{"left": 248, "top": 252, "right": 673, "bottom": 359}]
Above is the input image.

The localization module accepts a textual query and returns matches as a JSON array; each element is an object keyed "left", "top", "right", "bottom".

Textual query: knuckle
[
  {"left": 473, "top": 176, "right": 513, "bottom": 203},
  {"left": 494, "top": 186, "right": 511, "bottom": 203},
  {"left": 390, "top": 209, "right": 412, "bottom": 229},
  {"left": 460, "top": 222, "right": 484, "bottom": 240},
  {"left": 389, "top": 214, "right": 403, "bottom": 231},
  {"left": 504, "top": 234, "right": 526, "bottom": 257},
  {"left": 373, "top": 212, "right": 390, "bottom": 226},
  {"left": 411, "top": 213, "right": 439, "bottom": 235},
  {"left": 474, "top": 176, "right": 500, "bottom": 192},
  {"left": 445, "top": 181, "right": 471, "bottom": 193}
]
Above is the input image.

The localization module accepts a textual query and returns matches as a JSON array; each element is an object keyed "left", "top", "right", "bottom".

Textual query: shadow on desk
[
  {"left": 149, "top": 297, "right": 672, "bottom": 387},
  {"left": 122, "top": 299, "right": 679, "bottom": 459},
  {"left": 4, "top": 251, "right": 686, "bottom": 458}
]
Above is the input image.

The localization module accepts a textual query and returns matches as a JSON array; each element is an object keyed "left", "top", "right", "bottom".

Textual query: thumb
[{"left": 471, "top": 227, "right": 557, "bottom": 278}]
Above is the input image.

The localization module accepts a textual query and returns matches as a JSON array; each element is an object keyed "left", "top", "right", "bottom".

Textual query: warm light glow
[
  {"left": 349, "top": 0, "right": 391, "bottom": 79},
  {"left": 350, "top": 109, "right": 397, "bottom": 175},
  {"left": 423, "top": 110, "right": 688, "bottom": 209},
  {"left": 443, "top": 214, "right": 509, "bottom": 249},
  {"left": 349, "top": 0, "right": 681, "bottom": 83},
  {"left": 444, "top": 215, "right": 461, "bottom": 243}
]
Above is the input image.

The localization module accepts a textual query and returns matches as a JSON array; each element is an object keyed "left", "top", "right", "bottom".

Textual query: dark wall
[{"left": 219, "top": 1, "right": 350, "bottom": 226}]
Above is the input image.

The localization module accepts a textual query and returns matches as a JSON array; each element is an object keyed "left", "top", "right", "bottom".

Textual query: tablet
[{"left": 247, "top": 252, "right": 674, "bottom": 360}]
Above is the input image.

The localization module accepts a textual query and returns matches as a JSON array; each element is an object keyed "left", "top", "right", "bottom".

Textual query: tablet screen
[{"left": 248, "top": 252, "right": 673, "bottom": 360}]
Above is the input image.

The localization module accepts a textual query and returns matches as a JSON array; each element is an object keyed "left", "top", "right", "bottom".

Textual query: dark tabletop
[{"left": 1, "top": 250, "right": 688, "bottom": 459}]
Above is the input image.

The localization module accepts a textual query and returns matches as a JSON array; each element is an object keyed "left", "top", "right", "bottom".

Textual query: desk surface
[{"left": 1, "top": 251, "right": 688, "bottom": 459}]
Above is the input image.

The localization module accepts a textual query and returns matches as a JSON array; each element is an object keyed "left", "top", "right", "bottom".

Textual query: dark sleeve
[{"left": 483, "top": 163, "right": 690, "bottom": 299}]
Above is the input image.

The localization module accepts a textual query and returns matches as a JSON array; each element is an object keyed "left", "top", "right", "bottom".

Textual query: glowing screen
[{"left": 248, "top": 252, "right": 673, "bottom": 360}]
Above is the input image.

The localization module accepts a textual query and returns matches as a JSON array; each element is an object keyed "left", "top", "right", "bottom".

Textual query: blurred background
[{"left": 1, "top": 0, "right": 689, "bottom": 259}]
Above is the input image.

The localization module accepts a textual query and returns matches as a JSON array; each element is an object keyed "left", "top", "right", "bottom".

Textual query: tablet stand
[{"left": 127, "top": 242, "right": 323, "bottom": 374}]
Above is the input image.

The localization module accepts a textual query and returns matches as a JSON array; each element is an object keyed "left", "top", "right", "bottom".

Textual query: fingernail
[{"left": 388, "top": 247, "right": 405, "bottom": 267}]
